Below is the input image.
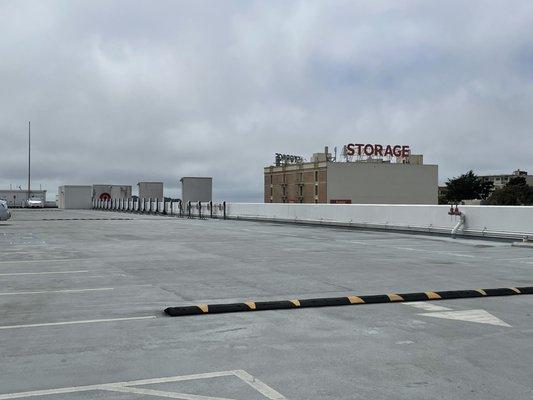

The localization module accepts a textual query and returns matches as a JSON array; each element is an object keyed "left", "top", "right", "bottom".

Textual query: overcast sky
[{"left": 1, "top": 0, "right": 532, "bottom": 201}]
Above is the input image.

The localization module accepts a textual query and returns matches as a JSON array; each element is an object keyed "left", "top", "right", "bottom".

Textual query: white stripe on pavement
[
  {"left": 0, "top": 287, "right": 114, "bottom": 296},
  {"left": 232, "top": 370, "right": 286, "bottom": 399},
  {"left": 100, "top": 385, "right": 235, "bottom": 400},
  {"left": 0, "top": 316, "right": 156, "bottom": 330},
  {"left": 0, "top": 370, "right": 286, "bottom": 400},
  {"left": 0, "top": 259, "right": 88, "bottom": 264},
  {"left": 0, "top": 270, "right": 88, "bottom": 276}
]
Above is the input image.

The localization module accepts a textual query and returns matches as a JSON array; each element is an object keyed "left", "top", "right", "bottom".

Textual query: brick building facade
[{"left": 264, "top": 161, "right": 327, "bottom": 203}]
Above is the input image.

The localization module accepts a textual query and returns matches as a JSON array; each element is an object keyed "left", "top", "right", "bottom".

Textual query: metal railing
[{"left": 92, "top": 198, "right": 226, "bottom": 219}]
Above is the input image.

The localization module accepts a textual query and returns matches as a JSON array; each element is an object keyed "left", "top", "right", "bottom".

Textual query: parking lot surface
[{"left": 0, "top": 209, "right": 532, "bottom": 399}]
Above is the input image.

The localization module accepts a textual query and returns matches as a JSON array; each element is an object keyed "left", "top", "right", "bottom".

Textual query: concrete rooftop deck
[{"left": 0, "top": 209, "right": 532, "bottom": 399}]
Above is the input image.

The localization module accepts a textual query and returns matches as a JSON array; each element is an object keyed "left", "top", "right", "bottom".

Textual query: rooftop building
[{"left": 264, "top": 145, "right": 438, "bottom": 204}]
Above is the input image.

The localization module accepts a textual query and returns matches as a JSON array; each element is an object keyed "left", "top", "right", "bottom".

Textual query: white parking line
[
  {"left": 0, "top": 259, "right": 89, "bottom": 264},
  {"left": 403, "top": 302, "right": 451, "bottom": 311},
  {"left": 0, "top": 316, "right": 156, "bottom": 330},
  {"left": 0, "top": 370, "right": 286, "bottom": 400},
  {"left": 233, "top": 370, "right": 286, "bottom": 399},
  {"left": 0, "top": 287, "right": 114, "bottom": 296},
  {"left": 0, "top": 270, "right": 88, "bottom": 276},
  {"left": 101, "top": 386, "right": 235, "bottom": 400}
]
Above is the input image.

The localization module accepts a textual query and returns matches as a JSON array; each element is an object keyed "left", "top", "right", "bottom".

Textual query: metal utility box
[
  {"left": 58, "top": 185, "right": 93, "bottom": 209},
  {"left": 180, "top": 177, "right": 212, "bottom": 205},
  {"left": 137, "top": 182, "right": 163, "bottom": 200},
  {"left": 93, "top": 185, "right": 132, "bottom": 201}
]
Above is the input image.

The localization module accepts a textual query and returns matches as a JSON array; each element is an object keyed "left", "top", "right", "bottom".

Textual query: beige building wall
[
  {"left": 58, "top": 185, "right": 93, "bottom": 209},
  {"left": 138, "top": 182, "right": 164, "bottom": 200},
  {"left": 326, "top": 162, "right": 438, "bottom": 204},
  {"left": 180, "top": 177, "right": 212, "bottom": 204}
]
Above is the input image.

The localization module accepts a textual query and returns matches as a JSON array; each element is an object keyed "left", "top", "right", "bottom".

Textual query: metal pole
[
  {"left": 27, "top": 121, "right": 31, "bottom": 202},
  {"left": 223, "top": 201, "right": 226, "bottom": 220},
  {"left": 209, "top": 201, "right": 213, "bottom": 219}
]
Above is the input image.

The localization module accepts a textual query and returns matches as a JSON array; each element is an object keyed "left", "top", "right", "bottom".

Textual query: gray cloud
[{"left": 1, "top": 0, "right": 533, "bottom": 201}]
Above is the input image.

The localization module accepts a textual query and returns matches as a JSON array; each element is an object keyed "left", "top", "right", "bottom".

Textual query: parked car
[
  {"left": 0, "top": 200, "right": 11, "bottom": 220},
  {"left": 26, "top": 197, "right": 44, "bottom": 208}
]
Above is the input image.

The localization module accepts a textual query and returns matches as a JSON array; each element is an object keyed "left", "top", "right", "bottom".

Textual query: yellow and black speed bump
[{"left": 164, "top": 286, "right": 533, "bottom": 317}]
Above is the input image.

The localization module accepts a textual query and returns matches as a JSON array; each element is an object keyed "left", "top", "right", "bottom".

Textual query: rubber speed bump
[{"left": 164, "top": 286, "right": 533, "bottom": 317}]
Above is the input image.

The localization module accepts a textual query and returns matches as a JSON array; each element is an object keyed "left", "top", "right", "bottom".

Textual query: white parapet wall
[{"left": 226, "top": 203, "right": 533, "bottom": 240}]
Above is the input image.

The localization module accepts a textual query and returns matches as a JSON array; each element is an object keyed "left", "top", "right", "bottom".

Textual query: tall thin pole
[{"left": 28, "top": 121, "right": 31, "bottom": 199}]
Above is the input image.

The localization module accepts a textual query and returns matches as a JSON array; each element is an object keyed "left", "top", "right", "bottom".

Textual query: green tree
[
  {"left": 483, "top": 176, "right": 533, "bottom": 205},
  {"left": 444, "top": 170, "right": 493, "bottom": 203},
  {"left": 507, "top": 176, "right": 527, "bottom": 187}
]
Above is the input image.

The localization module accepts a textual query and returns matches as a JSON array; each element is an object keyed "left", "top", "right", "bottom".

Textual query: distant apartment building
[
  {"left": 264, "top": 145, "right": 438, "bottom": 204},
  {"left": 480, "top": 169, "right": 533, "bottom": 190}
]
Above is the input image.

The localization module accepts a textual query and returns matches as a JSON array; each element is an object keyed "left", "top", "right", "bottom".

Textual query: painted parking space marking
[
  {"left": 0, "top": 287, "right": 114, "bottom": 296},
  {"left": 0, "top": 370, "right": 286, "bottom": 400},
  {"left": 403, "top": 302, "right": 451, "bottom": 311},
  {"left": 419, "top": 309, "right": 511, "bottom": 327},
  {"left": 100, "top": 385, "right": 236, "bottom": 399},
  {"left": 0, "top": 258, "right": 90, "bottom": 264},
  {"left": 0, "top": 270, "right": 88, "bottom": 276},
  {"left": 405, "top": 301, "right": 512, "bottom": 327},
  {"left": 0, "top": 315, "right": 157, "bottom": 330}
]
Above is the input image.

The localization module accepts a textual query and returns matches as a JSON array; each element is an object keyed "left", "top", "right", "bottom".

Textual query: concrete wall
[
  {"left": 111, "top": 185, "right": 132, "bottom": 199},
  {"left": 93, "top": 185, "right": 132, "bottom": 200},
  {"left": 326, "top": 162, "right": 438, "bottom": 204},
  {"left": 58, "top": 186, "right": 92, "bottom": 209},
  {"left": 226, "top": 203, "right": 533, "bottom": 239},
  {"left": 0, "top": 190, "right": 46, "bottom": 207},
  {"left": 181, "top": 177, "right": 212, "bottom": 204},
  {"left": 138, "top": 182, "right": 163, "bottom": 200}
]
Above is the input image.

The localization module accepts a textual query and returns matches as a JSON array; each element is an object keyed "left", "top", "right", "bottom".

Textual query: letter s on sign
[{"left": 346, "top": 143, "right": 355, "bottom": 156}]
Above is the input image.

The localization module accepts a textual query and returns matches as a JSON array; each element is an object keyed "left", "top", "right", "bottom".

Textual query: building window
[
  {"left": 314, "top": 199, "right": 318, "bottom": 204},
  {"left": 299, "top": 172, "right": 303, "bottom": 182},
  {"left": 270, "top": 174, "right": 273, "bottom": 184},
  {"left": 314, "top": 185, "right": 318, "bottom": 196},
  {"left": 314, "top": 171, "right": 318, "bottom": 182},
  {"left": 283, "top": 186, "right": 287, "bottom": 196},
  {"left": 270, "top": 187, "right": 273, "bottom": 197}
]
